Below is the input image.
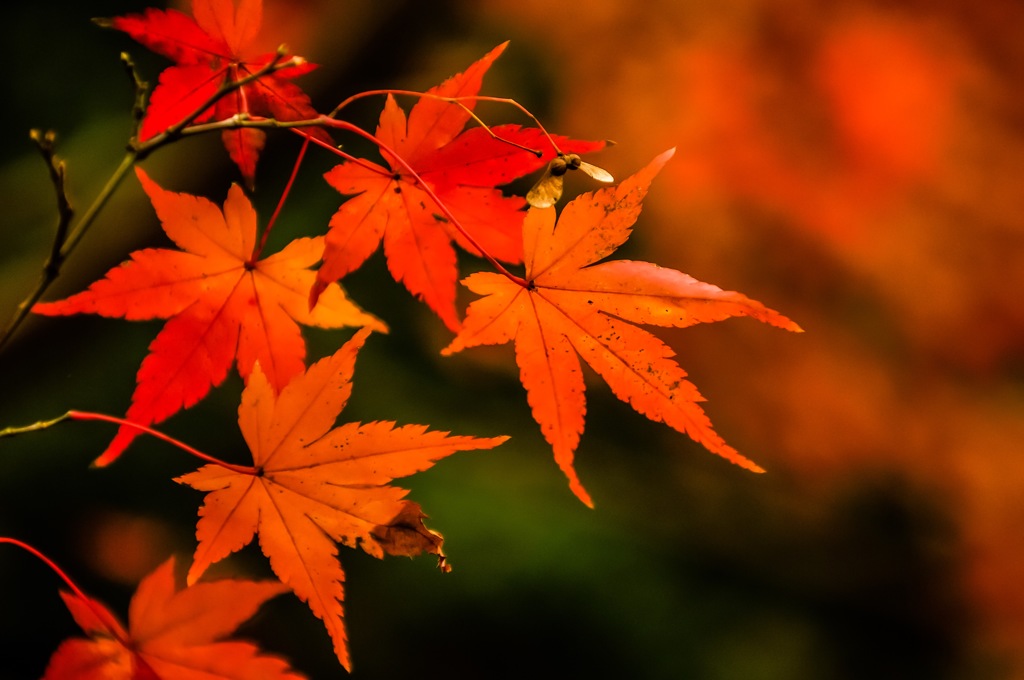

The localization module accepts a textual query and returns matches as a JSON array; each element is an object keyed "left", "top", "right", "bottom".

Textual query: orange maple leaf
[
  {"left": 33, "top": 168, "right": 384, "bottom": 466},
  {"left": 442, "top": 149, "right": 802, "bottom": 507},
  {"left": 314, "top": 42, "right": 605, "bottom": 330},
  {"left": 42, "top": 556, "right": 304, "bottom": 680},
  {"left": 176, "top": 328, "right": 508, "bottom": 670}
]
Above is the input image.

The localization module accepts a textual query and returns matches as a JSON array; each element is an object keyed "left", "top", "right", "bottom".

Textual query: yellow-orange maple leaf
[
  {"left": 443, "top": 149, "right": 802, "bottom": 507},
  {"left": 176, "top": 328, "right": 508, "bottom": 670},
  {"left": 42, "top": 556, "right": 303, "bottom": 680}
]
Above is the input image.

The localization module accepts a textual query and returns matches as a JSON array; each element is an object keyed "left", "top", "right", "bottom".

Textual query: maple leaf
[
  {"left": 102, "top": 0, "right": 330, "bottom": 184},
  {"left": 176, "top": 328, "right": 508, "bottom": 670},
  {"left": 314, "top": 42, "right": 606, "bottom": 330},
  {"left": 442, "top": 149, "right": 802, "bottom": 507},
  {"left": 42, "top": 556, "right": 304, "bottom": 680},
  {"left": 33, "top": 168, "right": 384, "bottom": 467}
]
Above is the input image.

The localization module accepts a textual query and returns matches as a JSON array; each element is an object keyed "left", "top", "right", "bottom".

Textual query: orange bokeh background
[{"left": 472, "top": 0, "right": 1024, "bottom": 667}]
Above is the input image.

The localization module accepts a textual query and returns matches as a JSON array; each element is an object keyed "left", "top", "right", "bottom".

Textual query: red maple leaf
[
  {"left": 42, "top": 556, "right": 304, "bottom": 680},
  {"left": 103, "top": 0, "right": 329, "bottom": 184},
  {"left": 313, "top": 42, "right": 606, "bottom": 330},
  {"left": 443, "top": 149, "right": 802, "bottom": 506},
  {"left": 33, "top": 168, "right": 384, "bottom": 466}
]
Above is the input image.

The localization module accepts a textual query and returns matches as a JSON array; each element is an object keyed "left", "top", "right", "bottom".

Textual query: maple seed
[{"left": 526, "top": 153, "right": 614, "bottom": 208}]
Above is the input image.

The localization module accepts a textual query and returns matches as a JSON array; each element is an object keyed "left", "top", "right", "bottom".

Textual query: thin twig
[
  {"left": 0, "top": 412, "right": 71, "bottom": 438},
  {"left": 30, "top": 130, "right": 73, "bottom": 281},
  {"left": 0, "top": 131, "right": 86, "bottom": 351},
  {"left": 120, "top": 52, "right": 149, "bottom": 129}
]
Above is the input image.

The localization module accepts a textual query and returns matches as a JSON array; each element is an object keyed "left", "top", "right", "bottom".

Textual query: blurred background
[{"left": 2, "top": 1, "right": 1023, "bottom": 678}]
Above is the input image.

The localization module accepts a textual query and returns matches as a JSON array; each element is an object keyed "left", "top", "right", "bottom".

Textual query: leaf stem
[
  {"left": 181, "top": 114, "right": 532, "bottom": 289},
  {"left": 0, "top": 536, "right": 130, "bottom": 647},
  {"left": 330, "top": 90, "right": 560, "bottom": 157},
  {"left": 256, "top": 134, "right": 311, "bottom": 260},
  {"left": 67, "top": 411, "right": 260, "bottom": 475},
  {"left": 1, "top": 411, "right": 257, "bottom": 475},
  {"left": 316, "top": 119, "right": 532, "bottom": 288}
]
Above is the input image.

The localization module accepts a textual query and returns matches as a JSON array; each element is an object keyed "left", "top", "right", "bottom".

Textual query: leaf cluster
[{"left": 2, "top": 0, "right": 800, "bottom": 675}]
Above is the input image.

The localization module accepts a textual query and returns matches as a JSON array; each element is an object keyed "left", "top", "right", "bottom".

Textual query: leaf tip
[
  {"left": 308, "top": 280, "right": 327, "bottom": 312},
  {"left": 652, "top": 146, "right": 677, "bottom": 168},
  {"left": 90, "top": 427, "right": 138, "bottom": 468},
  {"left": 90, "top": 447, "right": 121, "bottom": 469},
  {"left": 735, "top": 456, "right": 766, "bottom": 474},
  {"left": 570, "top": 479, "right": 595, "bottom": 509},
  {"left": 560, "top": 458, "right": 594, "bottom": 508},
  {"left": 133, "top": 165, "right": 158, "bottom": 196}
]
